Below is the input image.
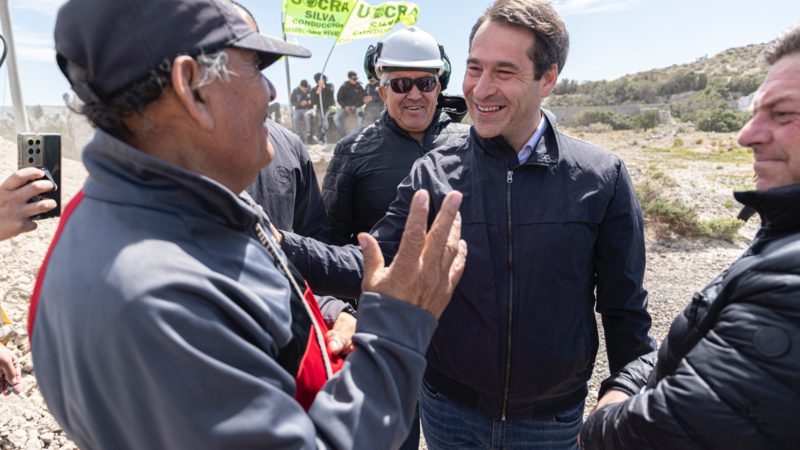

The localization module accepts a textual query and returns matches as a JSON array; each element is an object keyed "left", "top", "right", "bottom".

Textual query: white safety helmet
[{"left": 374, "top": 26, "right": 445, "bottom": 77}]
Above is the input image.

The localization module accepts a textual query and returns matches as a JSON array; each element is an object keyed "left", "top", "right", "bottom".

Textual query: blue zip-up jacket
[{"left": 282, "top": 110, "right": 655, "bottom": 419}]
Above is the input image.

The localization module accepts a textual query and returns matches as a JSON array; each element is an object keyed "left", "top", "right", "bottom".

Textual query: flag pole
[
  {"left": 321, "top": 0, "right": 359, "bottom": 75},
  {"left": 281, "top": 5, "right": 295, "bottom": 132}
]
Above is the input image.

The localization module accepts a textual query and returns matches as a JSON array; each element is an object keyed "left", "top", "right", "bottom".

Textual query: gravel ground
[{"left": 0, "top": 126, "right": 759, "bottom": 449}]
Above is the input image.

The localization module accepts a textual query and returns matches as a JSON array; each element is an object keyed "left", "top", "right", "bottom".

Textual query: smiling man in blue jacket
[{"left": 280, "top": 1, "right": 655, "bottom": 448}]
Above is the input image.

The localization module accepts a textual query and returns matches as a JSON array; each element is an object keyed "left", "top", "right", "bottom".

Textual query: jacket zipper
[{"left": 501, "top": 169, "right": 514, "bottom": 421}]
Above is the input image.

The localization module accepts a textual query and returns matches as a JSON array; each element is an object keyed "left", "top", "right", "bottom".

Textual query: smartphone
[{"left": 17, "top": 132, "right": 61, "bottom": 220}]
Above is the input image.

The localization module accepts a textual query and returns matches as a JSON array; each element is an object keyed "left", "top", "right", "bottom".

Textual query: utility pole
[{"left": 0, "top": 0, "right": 30, "bottom": 133}]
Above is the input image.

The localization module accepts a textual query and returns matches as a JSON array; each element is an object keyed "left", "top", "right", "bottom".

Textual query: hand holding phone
[
  {"left": 16, "top": 133, "right": 61, "bottom": 221},
  {"left": 0, "top": 167, "right": 57, "bottom": 240}
]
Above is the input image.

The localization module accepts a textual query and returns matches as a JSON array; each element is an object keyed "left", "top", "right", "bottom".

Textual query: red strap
[
  {"left": 28, "top": 190, "right": 85, "bottom": 340},
  {"left": 294, "top": 282, "right": 345, "bottom": 410}
]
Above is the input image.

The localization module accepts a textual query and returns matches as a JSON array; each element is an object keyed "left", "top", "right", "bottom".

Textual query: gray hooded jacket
[{"left": 31, "top": 130, "right": 436, "bottom": 449}]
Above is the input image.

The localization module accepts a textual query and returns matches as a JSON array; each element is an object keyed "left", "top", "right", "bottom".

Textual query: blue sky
[{"left": 2, "top": 0, "right": 799, "bottom": 107}]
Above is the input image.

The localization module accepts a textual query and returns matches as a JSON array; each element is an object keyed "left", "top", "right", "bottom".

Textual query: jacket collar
[
  {"left": 81, "top": 129, "right": 261, "bottom": 231},
  {"left": 472, "top": 108, "right": 560, "bottom": 167},
  {"left": 734, "top": 183, "right": 800, "bottom": 232},
  {"left": 382, "top": 107, "right": 453, "bottom": 140}
]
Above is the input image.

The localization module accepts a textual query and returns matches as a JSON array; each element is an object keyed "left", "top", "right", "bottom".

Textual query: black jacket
[
  {"left": 581, "top": 183, "right": 800, "bottom": 450},
  {"left": 322, "top": 106, "right": 469, "bottom": 245},
  {"left": 246, "top": 121, "right": 328, "bottom": 241},
  {"left": 283, "top": 110, "right": 655, "bottom": 419},
  {"left": 336, "top": 81, "right": 366, "bottom": 108},
  {"left": 311, "top": 82, "right": 335, "bottom": 112},
  {"left": 290, "top": 86, "right": 312, "bottom": 110}
]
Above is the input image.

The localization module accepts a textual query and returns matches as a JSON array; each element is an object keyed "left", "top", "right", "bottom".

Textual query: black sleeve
[
  {"left": 290, "top": 88, "right": 301, "bottom": 108},
  {"left": 289, "top": 139, "right": 330, "bottom": 242},
  {"left": 582, "top": 269, "right": 800, "bottom": 450},
  {"left": 281, "top": 232, "right": 364, "bottom": 301},
  {"left": 337, "top": 84, "right": 346, "bottom": 108},
  {"left": 322, "top": 142, "right": 357, "bottom": 245},
  {"left": 594, "top": 161, "right": 655, "bottom": 373}
]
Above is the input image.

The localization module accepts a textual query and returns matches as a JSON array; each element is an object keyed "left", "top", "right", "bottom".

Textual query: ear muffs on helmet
[
  {"left": 363, "top": 42, "right": 382, "bottom": 82},
  {"left": 438, "top": 45, "right": 451, "bottom": 91},
  {"left": 364, "top": 40, "right": 452, "bottom": 91}
]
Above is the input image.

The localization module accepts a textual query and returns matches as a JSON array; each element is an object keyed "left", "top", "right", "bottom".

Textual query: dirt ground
[{"left": 0, "top": 124, "right": 759, "bottom": 449}]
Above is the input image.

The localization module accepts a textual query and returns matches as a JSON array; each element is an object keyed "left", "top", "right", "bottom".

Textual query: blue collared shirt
[{"left": 517, "top": 114, "right": 549, "bottom": 164}]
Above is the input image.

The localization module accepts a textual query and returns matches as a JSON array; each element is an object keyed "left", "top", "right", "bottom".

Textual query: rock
[
  {"left": 8, "top": 429, "right": 28, "bottom": 448},
  {"left": 24, "top": 429, "right": 42, "bottom": 450},
  {"left": 39, "top": 432, "right": 53, "bottom": 445}
]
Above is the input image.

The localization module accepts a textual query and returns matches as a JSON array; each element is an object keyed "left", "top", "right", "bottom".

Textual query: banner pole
[{"left": 281, "top": 5, "right": 295, "bottom": 133}]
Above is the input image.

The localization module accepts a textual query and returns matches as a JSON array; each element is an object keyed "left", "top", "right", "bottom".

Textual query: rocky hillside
[{"left": 547, "top": 44, "right": 768, "bottom": 132}]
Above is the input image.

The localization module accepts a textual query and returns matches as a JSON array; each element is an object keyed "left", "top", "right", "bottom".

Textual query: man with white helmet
[{"left": 323, "top": 26, "right": 469, "bottom": 249}]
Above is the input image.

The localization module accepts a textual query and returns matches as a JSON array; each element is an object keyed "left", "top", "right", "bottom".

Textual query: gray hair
[
  {"left": 469, "top": 0, "right": 569, "bottom": 80},
  {"left": 78, "top": 50, "right": 233, "bottom": 138},
  {"left": 763, "top": 24, "right": 800, "bottom": 65}
]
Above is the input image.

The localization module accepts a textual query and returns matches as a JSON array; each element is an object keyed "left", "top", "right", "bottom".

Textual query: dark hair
[
  {"left": 469, "top": 0, "right": 569, "bottom": 80},
  {"left": 76, "top": 52, "right": 230, "bottom": 139},
  {"left": 763, "top": 24, "right": 800, "bottom": 65},
  {"left": 77, "top": 59, "right": 173, "bottom": 139}
]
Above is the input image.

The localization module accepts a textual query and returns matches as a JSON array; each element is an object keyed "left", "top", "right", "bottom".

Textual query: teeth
[{"left": 478, "top": 105, "right": 502, "bottom": 112}]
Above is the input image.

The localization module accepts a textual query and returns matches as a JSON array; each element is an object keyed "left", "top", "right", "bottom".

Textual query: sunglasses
[{"left": 385, "top": 76, "right": 438, "bottom": 94}]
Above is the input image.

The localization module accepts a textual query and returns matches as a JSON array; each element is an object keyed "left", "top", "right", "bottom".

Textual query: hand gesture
[{"left": 360, "top": 190, "right": 467, "bottom": 319}]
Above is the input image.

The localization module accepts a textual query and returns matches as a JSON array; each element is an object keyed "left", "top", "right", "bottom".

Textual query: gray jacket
[{"left": 31, "top": 130, "right": 437, "bottom": 449}]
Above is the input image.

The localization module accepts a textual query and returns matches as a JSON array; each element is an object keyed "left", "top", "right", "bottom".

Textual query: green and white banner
[{"left": 282, "top": 0, "right": 419, "bottom": 43}]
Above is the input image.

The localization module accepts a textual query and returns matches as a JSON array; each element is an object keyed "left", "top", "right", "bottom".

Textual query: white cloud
[
  {"left": 13, "top": 28, "right": 56, "bottom": 63},
  {"left": 552, "top": 0, "right": 639, "bottom": 15},
  {"left": 14, "top": 0, "right": 67, "bottom": 16}
]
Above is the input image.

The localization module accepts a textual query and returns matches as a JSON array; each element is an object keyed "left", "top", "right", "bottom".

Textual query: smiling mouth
[
  {"left": 477, "top": 105, "right": 504, "bottom": 113},
  {"left": 404, "top": 105, "right": 426, "bottom": 111}
]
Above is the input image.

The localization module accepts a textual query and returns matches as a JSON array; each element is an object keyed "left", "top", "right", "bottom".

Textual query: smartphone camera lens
[
  {"left": 35, "top": 149, "right": 41, "bottom": 154},
  {"left": 36, "top": 139, "right": 41, "bottom": 145},
  {"left": 28, "top": 148, "right": 34, "bottom": 155},
  {"left": 28, "top": 157, "right": 34, "bottom": 164},
  {"left": 27, "top": 139, "right": 34, "bottom": 145}
]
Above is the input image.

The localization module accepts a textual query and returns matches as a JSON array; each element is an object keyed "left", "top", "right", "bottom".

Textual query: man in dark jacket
[
  {"left": 334, "top": 70, "right": 366, "bottom": 137},
  {"left": 580, "top": 24, "right": 800, "bottom": 450},
  {"left": 323, "top": 26, "right": 469, "bottom": 247},
  {"left": 247, "top": 120, "right": 328, "bottom": 241},
  {"left": 280, "top": 2, "right": 655, "bottom": 448},
  {"left": 290, "top": 79, "right": 314, "bottom": 143},
  {"left": 326, "top": 26, "right": 469, "bottom": 449},
  {"left": 311, "top": 72, "right": 336, "bottom": 142}
]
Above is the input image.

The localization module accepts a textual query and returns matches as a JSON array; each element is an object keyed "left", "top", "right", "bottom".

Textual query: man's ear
[
  {"left": 539, "top": 64, "right": 559, "bottom": 98},
  {"left": 171, "top": 55, "right": 215, "bottom": 130},
  {"left": 378, "top": 85, "right": 388, "bottom": 103}
]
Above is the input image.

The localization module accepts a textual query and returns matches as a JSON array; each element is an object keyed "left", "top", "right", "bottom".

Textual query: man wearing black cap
[
  {"left": 334, "top": 70, "right": 367, "bottom": 137},
  {"left": 29, "top": 0, "right": 467, "bottom": 448}
]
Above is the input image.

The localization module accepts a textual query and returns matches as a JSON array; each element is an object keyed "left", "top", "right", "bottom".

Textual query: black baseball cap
[
  {"left": 348, "top": 70, "right": 358, "bottom": 79},
  {"left": 55, "top": 0, "right": 311, "bottom": 102}
]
